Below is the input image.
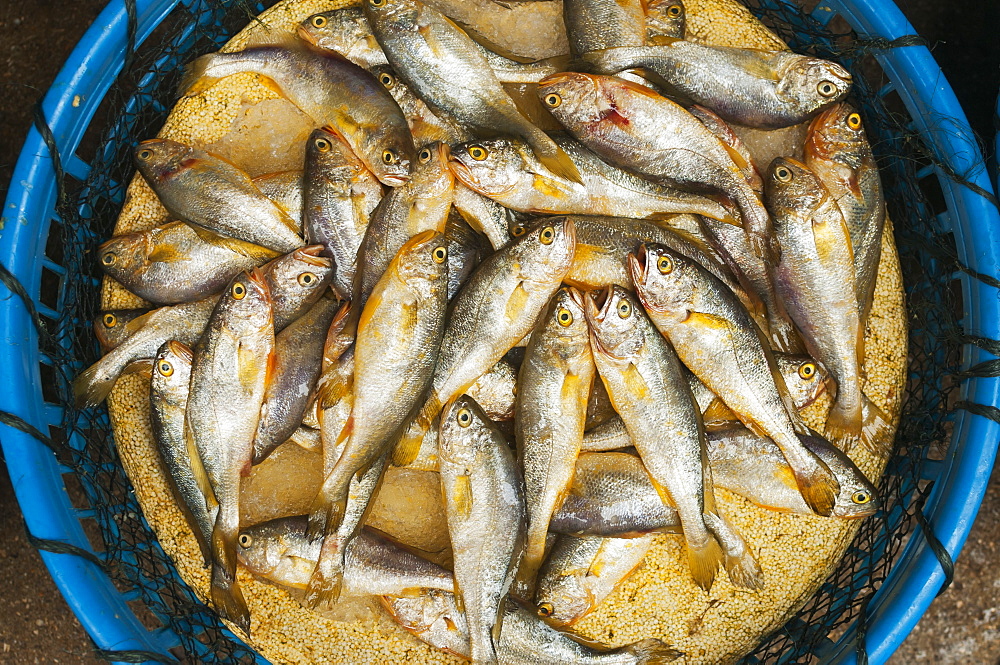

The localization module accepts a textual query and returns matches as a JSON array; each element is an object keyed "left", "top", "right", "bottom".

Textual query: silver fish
[
  {"left": 563, "top": 0, "right": 646, "bottom": 56},
  {"left": 253, "top": 170, "right": 304, "bottom": 229},
  {"left": 261, "top": 246, "right": 334, "bottom": 332},
  {"left": 443, "top": 209, "right": 485, "bottom": 300},
  {"left": 645, "top": 0, "right": 686, "bottom": 44},
  {"left": 453, "top": 184, "right": 515, "bottom": 250}
]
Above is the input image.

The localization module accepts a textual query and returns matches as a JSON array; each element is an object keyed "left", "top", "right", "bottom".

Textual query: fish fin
[
  {"left": 305, "top": 536, "right": 346, "bottom": 609},
  {"left": 858, "top": 395, "right": 893, "bottom": 458},
  {"left": 121, "top": 358, "right": 154, "bottom": 380},
  {"left": 622, "top": 363, "right": 650, "bottom": 401},
  {"left": 146, "top": 244, "right": 188, "bottom": 264},
  {"left": 505, "top": 281, "right": 531, "bottom": 324},
  {"left": 682, "top": 310, "right": 732, "bottom": 333},
  {"left": 705, "top": 513, "right": 763, "bottom": 590},
  {"left": 185, "top": 420, "right": 217, "bottom": 510},
  {"left": 701, "top": 398, "right": 737, "bottom": 429},
  {"left": 524, "top": 131, "right": 583, "bottom": 185},
  {"left": 451, "top": 474, "right": 473, "bottom": 518},
  {"left": 210, "top": 563, "right": 251, "bottom": 635},
  {"left": 392, "top": 409, "right": 434, "bottom": 467},
  {"left": 73, "top": 361, "right": 117, "bottom": 408},
  {"left": 791, "top": 458, "right": 839, "bottom": 517},
  {"left": 178, "top": 54, "right": 221, "bottom": 96},
  {"left": 686, "top": 536, "right": 723, "bottom": 592},
  {"left": 720, "top": 142, "right": 750, "bottom": 174},
  {"left": 622, "top": 638, "right": 684, "bottom": 664},
  {"left": 189, "top": 224, "right": 280, "bottom": 261},
  {"left": 336, "top": 415, "right": 354, "bottom": 447}
]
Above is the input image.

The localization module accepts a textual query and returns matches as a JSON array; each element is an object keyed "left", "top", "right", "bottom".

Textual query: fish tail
[
  {"left": 72, "top": 361, "right": 117, "bottom": 408},
  {"left": 511, "top": 532, "right": 546, "bottom": 601},
  {"left": 823, "top": 394, "right": 864, "bottom": 450},
  {"left": 306, "top": 473, "right": 349, "bottom": 542},
  {"left": 859, "top": 395, "right": 893, "bottom": 458},
  {"left": 523, "top": 127, "right": 584, "bottom": 185},
  {"left": 685, "top": 533, "right": 723, "bottom": 592},
  {"left": 786, "top": 448, "right": 840, "bottom": 517},
  {"left": 209, "top": 520, "right": 251, "bottom": 635},
  {"left": 179, "top": 53, "right": 222, "bottom": 96},
  {"left": 621, "top": 638, "right": 684, "bottom": 664},
  {"left": 704, "top": 512, "right": 763, "bottom": 590},
  {"left": 766, "top": 314, "right": 801, "bottom": 354},
  {"left": 304, "top": 536, "right": 346, "bottom": 610}
]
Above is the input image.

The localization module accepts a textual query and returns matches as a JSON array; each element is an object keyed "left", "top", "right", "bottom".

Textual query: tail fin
[
  {"left": 210, "top": 566, "right": 251, "bottom": 635},
  {"left": 823, "top": 394, "right": 864, "bottom": 451},
  {"left": 524, "top": 128, "right": 583, "bottom": 185},
  {"left": 178, "top": 53, "right": 221, "bottom": 96},
  {"left": 304, "top": 535, "right": 346, "bottom": 610},
  {"left": 621, "top": 638, "right": 684, "bottom": 664},
  {"left": 788, "top": 453, "right": 839, "bottom": 517},
  {"left": 859, "top": 395, "right": 893, "bottom": 458},
  {"left": 686, "top": 534, "right": 723, "bottom": 592},
  {"left": 73, "top": 360, "right": 117, "bottom": 408},
  {"left": 704, "top": 512, "right": 763, "bottom": 590}
]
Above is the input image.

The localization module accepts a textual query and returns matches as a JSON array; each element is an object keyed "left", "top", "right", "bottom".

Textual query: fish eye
[
  {"left": 379, "top": 72, "right": 395, "bottom": 89},
  {"left": 774, "top": 165, "right": 793, "bottom": 183},
  {"left": 419, "top": 147, "right": 432, "bottom": 163},
  {"left": 137, "top": 148, "right": 153, "bottom": 161},
  {"left": 298, "top": 272, "right": 318, "bottom": 287},
  {"left": 456, "top": 407, "right": 473, "bottom": 427},
  {"left": 468, "top": 145, "right": 489, "bottom": 161},
  {"left": 315, "top": 137, "right": 332, "bottom": 152},
  {"left": 432, "top": 246, "right": 447, "bottom": 263},
  {"left": 537, "top": 602, "right": 554, "bottom": 617},
  {"left": 102, "top": 313, "right": 117, "bottom": 328},
  {"left": 310, "top": 14, "right": 327, "bottom": 28},
  {"left": 543, "top": 93, "right": 562, "bottom": 108},
  {"left": 382, "top": 149, "right": 398, "bottom": 165},
  {"left": 798, "top": 362, "right": 816, "bottom": 380},
  {"left": 656, "top": 255, "right": 673, "bottom": 274},
  {"left": 667, "top": 4, "right": 682, "bottom": 17},
  {"left": 511, "top": 223, "right": 526, "bottom": 237},
  {"left": 101, "top": 252, "right": 116, "bottom": 266},
  {"left": 852, "top": 490, "right": 871, "bottom": 505},
  {"left": 157, "top": 360, "right": 174, "bottom": 377},
  {"left": 369, "top": 0, "right": 387, "bottom": 7},
  {"left": 556, "top": 307, "right": 573, "bottom": 327},
  {"left": 847, "top": 112, "right": 862, "bottom": 129},
  {"left": 539, "top": 226, "right": 555, "bottom": 245},
  {"left": 238, "top": 533, "right": 253, "bottom": 548},
  {"left": 617, "top": 299, "right": 632, "bottom": 318},
  {"left": 817, "top": 80, "right": 838, "bottom": 98},
  {"left": 232, "top": 282, "right": 247, "bottom": 299}
]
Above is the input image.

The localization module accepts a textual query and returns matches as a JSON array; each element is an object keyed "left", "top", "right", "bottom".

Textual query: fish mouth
[
  {"left": 296, "top": 24, "right": 318, "bottom": 46},
  {"left": 446, "top": 154, "right": 480, "bottom": 189},
  {"left": 294, "top": 245, "right": 335, "bottom": 267},
  {"left": 627, "top": 245, "right": 648, "bottom": 287},
  {"left": 166, "top": 340, "right": 194, "bottom": 363},
  {"left": 537, "top": 72, "right": 586, "bottom": 88},
  {"left": 567, "top": 286, "right": 589, "bottom": 312},
  {"left": 380, "top": 172, "right": 411, "bottom": 187}
]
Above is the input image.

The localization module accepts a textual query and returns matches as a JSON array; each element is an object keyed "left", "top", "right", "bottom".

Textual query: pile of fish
[{"left": 77, "top": 0, "right": 892, "bottom": 661}]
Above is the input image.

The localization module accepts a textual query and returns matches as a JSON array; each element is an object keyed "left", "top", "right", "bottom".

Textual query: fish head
[
  {"left": 97, "top": 231, "right": 148, "bottom": 281},
  {"left": 379, "top": 591, "right": 469, "bottom": 657},
  {"left": 581, "top": 285, "right": 646, "bottom": 362},
  {"left": 764, "top": 156, "right": 831, "bottom": 220},
  {"left": 150, "top": 340, "right": 194, "bottom": 402},
  {"left": 363, "top": 0, "right": 421, "bottom": 37},
  {"left": 535, "top": 568, "right": 590, "bottom": 627},
  {"left": 263, "top": 246, "right": 334, "bottom": 308},
  {"left": 94, "top": 309, "right": 148, "bottom": 352},
  {"left": 306, "top": 126, "right": 366, "bottom": 184},
  {"left": 409, "top": 141, "right": 455, "bottom": 201},
  {"left": 540, "top": 286, "right": 592, "bottom": 351},
  {"left": 805, "top": 102, "right": 868, "bottom": 170},
  {"left": 356, "top": 115, "right": 416, "bottom": 188},
  {"left": 774, "top": 353, "right": 830, "bottom": 410},
  {"left": 628, "top": 243, "right": 697, "bottom": 323},
  {"left": 134, "top": 138, "right": 196, "bottom": 185},
  {"left": 393, "top": 230, "right": 449, "bottom": 298},
  {"left": 220, "top": 269, "right": 274, "bottom": 332},
  {"left": 645, "top": 0, "right": 686, "bottom": 41},
  {"left": 510, "top": 216, "right": 577, "bottom": 284},
  {"left": 775, "top": 55, "right": 852, "bottom": 118},
  {"left": 801, "top": 436, "right": 880, "bottom": 518},
  {"left": 448, "top": 138, "right": 525, "bottom": 197},
  {"left": 235, "top": 516, "right": 310, "bottom": 582},
  {"left": 369, "top": 64, "right": 413, "bottom": 107},
  {"left": 538, "top": 72, "right": 607, "bottom": 130},
  {"left": 439, "top": 395, "right": 500, "bottom": 468},
  {"left": 298, "top": 8, "right": 368, "bottom": 53}
]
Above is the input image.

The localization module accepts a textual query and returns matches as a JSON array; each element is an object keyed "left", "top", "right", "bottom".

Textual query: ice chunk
[
  {"left": 204, "top": 98, "right": 315, "bottom": 177},
  {"left": 365, "top": 468, "right": 452, "bottom": 560},
  {"left": 241, "top": 441, "right": 323, "bottom": 524}
]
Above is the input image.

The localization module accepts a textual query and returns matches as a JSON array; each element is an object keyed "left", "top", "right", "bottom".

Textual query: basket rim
[{"left": 0, "top": 0, "right": 997, "bottom": 663}]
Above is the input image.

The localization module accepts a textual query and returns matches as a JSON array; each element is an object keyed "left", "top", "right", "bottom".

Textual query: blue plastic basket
[{"left": 1, "top": 0, "right": 997, "bottom": 663}]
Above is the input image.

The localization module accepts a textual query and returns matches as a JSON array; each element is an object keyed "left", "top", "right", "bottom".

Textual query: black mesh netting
[{"left": 8, "top": 0, "right": 997, "bottom": 662}]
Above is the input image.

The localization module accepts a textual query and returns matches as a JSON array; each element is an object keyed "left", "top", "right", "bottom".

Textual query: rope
[
  {"left": 32, "top": 101, "right": 68, "bottom": 212},
  {"left": 0, "top": 261, "right": 46, "bottom": 337},
  {"left": 123, "top": 0, "right": 138, "bottom": 75},
  {"left": 24, "top": 522, "right": 109, "bottom": 573},
  {"left": 912, "top": 481, "right": 956, "bottom": 597}
]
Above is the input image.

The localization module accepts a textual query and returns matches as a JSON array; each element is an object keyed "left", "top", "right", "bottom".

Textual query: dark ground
[{"left": 0, "top": 0, "right": 998, "bottom": 663}]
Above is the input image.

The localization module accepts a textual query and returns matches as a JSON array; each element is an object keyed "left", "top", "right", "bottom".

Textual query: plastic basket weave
[{"left": 1, "top": 0, "right": 998, "bottom": 663}]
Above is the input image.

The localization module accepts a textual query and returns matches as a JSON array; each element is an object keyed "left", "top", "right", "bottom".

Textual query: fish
[
  {"left": 364, "top": 0, "right": 583, "bottom": 184},
  {"left": 513, "top": 288, "right": 594, "bottom": 599},
  {"left": 628, "top": 242, "right": 841, "bottom": 516},
  {"left": 563, "top": 0, "right": 646, "bottom": 56},
  {"left": 354, "top": 142, "right": 455, "bottom": 307},
  {"left": 687, "top": 105, "right": 762, "bottom": 194},
  {"left": 308, "top": 232, "right": 450, "bottom": 605},
  {"left": 303, "top": 126, "right": 383, "bottom": 298},
  {"left": 438, "top": 395, "right": 526, "bottom": 665},
  {"left": 185, "top": 271, "right": 275, "bottom": 635},
  {"left": 236, "top": 517, "right": 454, "bottom": 596},
  {"left": 582, "top": 285, "right": 733, "bottom": 591},
  {"left": 558, "top": 430, "right": 879, "bottom": 537},
  {"left": 74, "top": 296, "right": 219, "bottom": 408},
  {"left": 149, "top": 340, "right": 215, "bottom": 565},
  {"left": 585, "top": 374, "right": 617, "bottom": 430},
  {"left": 453, "top": 184, "right": 515, "bottom": 250},
  {"left": 261, "top": 246, "right": 334, "bottom": 332},
  {"left": 764, "top": 157, "right": 891, "bottom": 454},
  {"left": 94, "top": 309, "right": 149, "bottom": 353},
  {"left": 393, "top": 216, "right": 575, "bottom": 467},
  {"left": 645, "top": 0, "right": 686, "bottom": 44},
  {"left": 442, "top": 209, "right": 485, "bottom": 299},
  {"left": 582, "top": 42, "right": 852, "bottom": 129},
  {"left": 134, "top": 139, "right": 304, "bottom": 252},
  {"left": 369, "top": 64, "right": 472, "bottom": 144},
  {"left": 804, "top": 102, "right": 885, "bottom": 324},
  {"left": 536, "top": 73, "right": 775, "bottom": 261},
  {"left": 253, "top": 170, "right": 305, "bottom": 228},
  {"left": 252, "top": 296, "right": 347, "bottom": 465},
  {"left": 382, "top": 592, "right": 682, "bottom": 664},
  {"left": 535, "top": 534, "right": 655, "bottom": 626},
  {"left": 180, "top": 39, "right": 415, "bottom": 186},
  {"left": 448, "top": 135, "right": 736, "bottom": 222},
  {"left": 302, "top": 9, "right": 567, "bottom": 85},
  {"left": 98, "top": 221, "right": 280, "bottom": 304}
]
